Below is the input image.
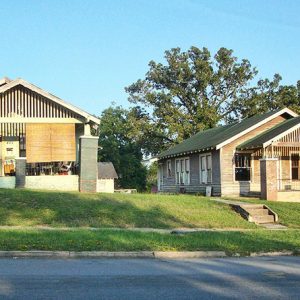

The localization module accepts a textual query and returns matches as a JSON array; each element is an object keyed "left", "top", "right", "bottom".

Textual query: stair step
[
  {"left": 252, "top": 215, "right": 275, "bottom": 224},
  {"left": 247, "top": 208, "right": 270, "bottom": 215},
  {"left": 241, "top": 204, "right": 265, "bottom": 209}
]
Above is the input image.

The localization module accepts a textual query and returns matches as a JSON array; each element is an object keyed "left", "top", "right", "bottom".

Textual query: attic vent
[{"left": 0, "top": 77, "right": 11, "bottom": 87}]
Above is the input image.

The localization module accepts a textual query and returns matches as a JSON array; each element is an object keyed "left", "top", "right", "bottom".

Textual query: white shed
[{"left": 97, "top": 162, "right": 118, "bottom": 193}]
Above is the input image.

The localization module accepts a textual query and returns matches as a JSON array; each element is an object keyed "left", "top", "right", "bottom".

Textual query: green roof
[
  {"left": 158, "top": 109, "right": 288, "bottom": 159},
  {"left": 237, "top": 116, "right": 300, "bottom": 150}
]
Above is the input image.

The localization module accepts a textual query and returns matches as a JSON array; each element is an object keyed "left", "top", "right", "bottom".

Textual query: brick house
[
  {"left": 157, "top": 107, "right": 300, "bottom": 201},
  {"left": 0, "top": 77, "right": 100, "bottom": 192}
]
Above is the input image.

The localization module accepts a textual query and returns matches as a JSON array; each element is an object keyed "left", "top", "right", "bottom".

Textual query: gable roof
[
  {"left": 158, "top": 108, "right": 297, "bottom": 159},
  {"left": 0, "top": 78, "right": 100, "bottom": 124},
  {"left": 237, "top": 116, "right": 300, "bottom": 150},
  {"left": 98, "top": 162, "right": 118, "bottom": 179}
]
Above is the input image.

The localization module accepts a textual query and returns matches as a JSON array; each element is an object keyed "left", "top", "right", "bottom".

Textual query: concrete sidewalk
[{"left": 0, "top": 250, "right": 297, "bottom": 259}]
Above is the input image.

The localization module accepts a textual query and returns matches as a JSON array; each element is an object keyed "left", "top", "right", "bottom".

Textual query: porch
[{"left": 238, "top": 120, "right": 300, "bottom": 201}]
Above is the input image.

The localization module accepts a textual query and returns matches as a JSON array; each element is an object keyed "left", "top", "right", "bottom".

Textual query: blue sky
[{"left": 0, "top": 0, "right": 299, "bottom": 116}]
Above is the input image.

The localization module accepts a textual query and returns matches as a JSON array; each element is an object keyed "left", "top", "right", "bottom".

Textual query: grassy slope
[
  {"left": 0, "top": 189, "right": 299, "bottom": 252},
  {"left": 0, "top": 189, "right": 256, "bottom": 229},
  {"left": 0, "top": 228, "right": 299, "bottom": 253}
]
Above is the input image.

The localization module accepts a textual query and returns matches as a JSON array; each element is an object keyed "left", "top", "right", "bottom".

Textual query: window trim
[
  {"left": 175, "top": 157, "right": 190, "bottom": 185},
  {"left": 234, "top": 152, "right": 252, "bottom": 182},
  {"left": 199, "top": 153, "right": 212, "bottom": 184},
  {"left": 167, "top": 159, "right": 172, "bottom": 178}
]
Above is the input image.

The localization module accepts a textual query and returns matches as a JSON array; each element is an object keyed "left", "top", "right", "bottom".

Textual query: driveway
[{"left": 0, "top": 256, "right": 299, "bottom": 299}]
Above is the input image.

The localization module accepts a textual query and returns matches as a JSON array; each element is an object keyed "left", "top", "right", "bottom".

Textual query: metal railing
[{"left": 26, "top": 162, "right": 78, "bottom": 176}]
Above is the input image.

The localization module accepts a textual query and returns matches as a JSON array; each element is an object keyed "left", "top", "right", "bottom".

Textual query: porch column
[
  {"left": 79, "top": 136, "right": 98, "bottom": 193},
  {"left": 15, "top": 158, "right": 26, "bottom": 188},
  {"left": 260, "top": 158, "right": 278, "bottom": 201}
]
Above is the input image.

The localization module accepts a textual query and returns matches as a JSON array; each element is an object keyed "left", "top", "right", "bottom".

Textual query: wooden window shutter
[
  {"left": 50, "top": 124, "right": 75, "bottom": 162},
  {"left": 26, "top": 124, "right": 52, "bottom": 163},
  {"left": 26, "top": 124, "right": 75, "bottom": 163}
]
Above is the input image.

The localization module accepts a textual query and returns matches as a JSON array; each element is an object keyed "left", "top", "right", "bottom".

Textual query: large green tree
[
  {"left": 126, "top": 46, "right": 300, "bottom": 153},
  {"left": 98, "top": 105, "right": 147, "bottom": 191},
  {"left": 125, "top": 46, "right": 258, "bottom": 148},
  {"left": 238, "top": 74, "right": 300, "bottom": 117}
]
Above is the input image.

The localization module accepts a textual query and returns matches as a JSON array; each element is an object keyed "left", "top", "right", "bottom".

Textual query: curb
[
  {"left": 154, "top": 251, "right": 226, "bottom": 258},
  {"left": 0, "top": 250, "right": 298, "bottom": 259}
]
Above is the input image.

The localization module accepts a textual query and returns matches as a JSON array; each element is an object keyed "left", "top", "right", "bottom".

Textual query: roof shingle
[
  {"left": 237, "top": 116, "right": 300, "bottom": 150},
  {"left": 158, "top": 109, "right": 290, "bottom": 159}
]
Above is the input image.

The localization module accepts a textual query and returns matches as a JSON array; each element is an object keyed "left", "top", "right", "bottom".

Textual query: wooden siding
[
  {"left": 281, "top": 157, "right": 290, "bottom": 180},
  {"left": 159, "top": 151, "right": 221, "bottom": 196},
  {"left": 160, "top": 184, "right": 222, "bottom": 196},
  {"left": 0, "top": 85, "right": 82, "bottom": 119}
]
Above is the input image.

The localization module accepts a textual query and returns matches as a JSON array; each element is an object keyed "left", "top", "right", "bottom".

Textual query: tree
[
  {"left": 238, "top": 74, "right": 300, "bottom": 118},
  {"left": 145, "top": 161, "right": 158, "bottom": 192},
  {"left": 125, "top": 46, "right": 258, "bottom": 149},
  {"left": 98, "top": 105, "right": 147, "bottom": 191}
]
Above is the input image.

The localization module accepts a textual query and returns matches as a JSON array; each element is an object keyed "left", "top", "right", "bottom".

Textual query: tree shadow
[{"left": 0, "top": 189, "right": 192, "bottom": 228}]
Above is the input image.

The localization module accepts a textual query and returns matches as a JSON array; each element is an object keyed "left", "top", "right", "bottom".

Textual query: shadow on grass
[{"left": 0, "top": 189, "right": 193, "bottom": 229}]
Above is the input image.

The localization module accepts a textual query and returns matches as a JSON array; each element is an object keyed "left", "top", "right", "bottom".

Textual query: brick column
[
  {"left": 15, "top": 158, "right": 26, "bottom": 188},
  {"left": 260, "top": 158, "right": 278, "bottom": 201},
  {"left": 79, "top": 136, "right": 98, "bottom": 192}
]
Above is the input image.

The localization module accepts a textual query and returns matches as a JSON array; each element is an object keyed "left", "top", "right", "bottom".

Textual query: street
[{"left": 0, "top": 256, "right": 299, "bottom": 299}]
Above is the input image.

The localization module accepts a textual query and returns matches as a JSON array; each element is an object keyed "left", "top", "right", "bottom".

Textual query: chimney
[{"left": 0, "top": 77, "right": 11, "bottom": 87}]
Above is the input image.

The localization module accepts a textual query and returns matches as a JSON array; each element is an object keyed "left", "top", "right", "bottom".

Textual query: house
[
  {"left": 157, "top": 107, "right": 300, "bottom": 201},
  {"left": 97, "top": 162, "right": 118, "bottom": 193},
  {"left": 0, "top": 77, "right": 100, "bottom": 192}
]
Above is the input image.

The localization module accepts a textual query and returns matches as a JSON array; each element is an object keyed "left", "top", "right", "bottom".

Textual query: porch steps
[
  {"left": 232, "top": 204, "right": 278, "bottom": 225},
  {"left": 211, "top": 199, "right": 283, "bottom": 227}
]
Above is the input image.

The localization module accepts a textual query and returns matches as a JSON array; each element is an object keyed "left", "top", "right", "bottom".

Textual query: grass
[
  {"left": 0, "top": 189, "right": 299, "bottom": 252},
  {"left": 0, "top": 228, "right": 299, "bottom": 254},
  {"left": 0, "top": 189, "right": 257, "bottom": 229}
]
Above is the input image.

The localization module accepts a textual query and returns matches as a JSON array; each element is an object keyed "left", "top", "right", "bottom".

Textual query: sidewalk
[{"left": 0, "top": 225, "right": 259, "bottom": 233}]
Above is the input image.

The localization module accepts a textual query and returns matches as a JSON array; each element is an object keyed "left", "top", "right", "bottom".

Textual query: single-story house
[
  {"left": 97, "top": 162, "right": 118, "bottom": 193},
  {"left": 0, "top": 77, "right": 100, "bottom": 192},
  {"left": 157, "top": 107, "right": 300, "bottom": 201}
]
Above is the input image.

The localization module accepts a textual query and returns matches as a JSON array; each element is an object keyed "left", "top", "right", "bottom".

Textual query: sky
[{"left": 0, "top": 0, "right": 299, "bottom": 116}]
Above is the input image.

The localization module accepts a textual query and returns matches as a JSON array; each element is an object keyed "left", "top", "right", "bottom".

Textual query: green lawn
[
  {"left": 0, "top": 228, "right": 299, "bottom": 254},
  {"left": 0, "top": 189, "right": 256, "bottom": 229},
  {"left": 0, "top": 189, "right": 299, "bottom": 253}
]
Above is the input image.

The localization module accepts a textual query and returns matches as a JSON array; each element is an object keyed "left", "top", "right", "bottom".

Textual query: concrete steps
[
  {"left": 251, "top": 214, "right": 276, "bottom": 224},
  {"left": 232, "top": 204, "right": 278, "bottom": 225}
]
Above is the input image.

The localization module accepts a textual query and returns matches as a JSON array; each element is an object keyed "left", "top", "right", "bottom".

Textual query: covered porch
[{"left": 237, "top": 116, "right": 300, "bottom": 201}]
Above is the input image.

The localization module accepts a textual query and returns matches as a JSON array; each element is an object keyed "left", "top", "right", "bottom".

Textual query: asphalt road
[{"left": 0, "top": 256, "right": 299, "bottom": 299}]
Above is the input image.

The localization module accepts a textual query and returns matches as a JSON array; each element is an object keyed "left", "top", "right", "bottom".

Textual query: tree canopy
[
  {"left": 98, "top": 105, "right": 147, "bottom": 191},
  {"left": 125, "top": 46, "right": 300, "bottom": 153}
]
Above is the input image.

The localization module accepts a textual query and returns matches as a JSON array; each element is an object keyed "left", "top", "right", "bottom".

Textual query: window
[
  {"left": 159, "top": 164, "right": 163, "bottom": 186},
  {"left": 167, "top": 160, "right": 172, "bottom": 177},
  {"left": 235, "top": 154, "right": 251, "bottom": 181},
  {"left": 175, "top": 157, "right": 190, "bottom": 185},
  {"left": 291, "top": 154, "right": 299, "bottom": 180},
  {"left": 200, "top": 154, "right": 212, "bottom": 183},
  {"left": 19, "top": 135, "right": 26, "bottom": 158}
]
